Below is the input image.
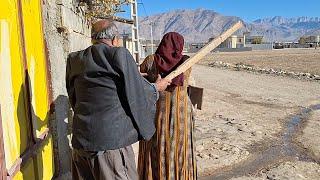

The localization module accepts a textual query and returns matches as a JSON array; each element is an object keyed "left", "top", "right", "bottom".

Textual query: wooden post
[
  {"left": 0, "top": 105, "right": 7, "bottom": 180},
  {"left": 165, "top": 21, "right": 243, "bottom": 80}
]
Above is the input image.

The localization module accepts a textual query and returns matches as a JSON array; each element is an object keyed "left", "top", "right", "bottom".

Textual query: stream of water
[{"left": 201, "top": 104, "right": 320, "bottom": 180}]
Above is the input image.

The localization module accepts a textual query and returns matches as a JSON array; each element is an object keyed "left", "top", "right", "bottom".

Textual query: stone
[
  {"left": 232, "top": 147, "right": 240, "bottom": 153},
  {"left": 57, "top": 0, "right": 73, "bottom": 8},
  {"left": 60, "top": 5, "right": 88, "bottom": 34},
  {"left": 245, "top": 151, "right": 250, "bottom": 156},
  {"left": 200, "top": 153, "right": 210, "bottom": 159},
  {"left": 237, "top": 128, "right": 243, "bottom": 132},
  {"left": 208, "top": 153, "right": 219, "bottom": 159},
  {"left": 314, "top": 75, "right": 320, "bottom": 80},
  {"left": 69, "top": 32, "right": 91, "bottom": 52},
  {"left": 221, "top": 146, "right": 229, "bottom": 151}
]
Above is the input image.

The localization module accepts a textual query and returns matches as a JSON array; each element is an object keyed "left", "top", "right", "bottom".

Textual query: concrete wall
[
  {"left": 246, "top": 44, "right": 273, "bottom": 51},
  {"left": 214, "top": 47, "right": 252, "bottom": 52},
  {"left": 42, "top": 0, "right": 91, "bottom": 178},
  {"left": 231, "top": 35, "right": 237, "bottom": 48},
  {"left": 189, "top": 44, "right": 206, "bottom": 53}
]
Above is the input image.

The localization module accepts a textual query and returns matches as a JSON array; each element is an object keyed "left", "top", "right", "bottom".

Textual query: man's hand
[{"left": 155, "top": 75, "right": 171, "bottom": 91}]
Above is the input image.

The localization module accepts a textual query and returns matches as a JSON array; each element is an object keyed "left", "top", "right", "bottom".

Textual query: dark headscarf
[{"left": 154, "top": 32, "right": 186, "bottom": 88}]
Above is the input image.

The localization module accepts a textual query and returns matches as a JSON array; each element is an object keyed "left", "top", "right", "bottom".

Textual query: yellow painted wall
[
  {"left": 0, "top": 0, "right": 30, "bottom": 171},
  {"left": 0, "top": 0, "right": 54, "bottom": 179},
  {"left": 20, "top": 0, "right": 50, "bottom": 136}
]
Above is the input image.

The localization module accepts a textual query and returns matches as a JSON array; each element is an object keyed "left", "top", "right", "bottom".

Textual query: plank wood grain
[{"left": 165, "top": 21, "right": 243, "bottom": 80}]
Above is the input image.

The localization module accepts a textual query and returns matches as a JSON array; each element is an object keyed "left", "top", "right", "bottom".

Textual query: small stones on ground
[
  {"left": 198, "top": 153, "right": 210, "bottom": 159},
  {"left": 221, "top": 146, "right": 229, "bottom": 151},
  {"left": 209, "top": 153, "right": 219, "bottom": 159},
  {"left": 232, "top": 147, "right": 241, "bottom": 154},
  {"left": 208, "top": 61, "right": 320, "bottom": 81},
  {"left": 244, "top": 151, "right": 250, "bottom": 156}
]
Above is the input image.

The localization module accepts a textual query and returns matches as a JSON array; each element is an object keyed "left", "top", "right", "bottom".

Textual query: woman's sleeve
[
  {"left": 140, "top": 55, "right": 152, "bottom": 73},
  {"left": 140, "top": 55, "right": 158, "bottom": 83}
]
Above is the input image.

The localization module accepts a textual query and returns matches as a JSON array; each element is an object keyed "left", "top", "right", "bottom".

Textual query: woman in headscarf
[{"left": 138, "top": 32, "right": 197, "bottom": 180}]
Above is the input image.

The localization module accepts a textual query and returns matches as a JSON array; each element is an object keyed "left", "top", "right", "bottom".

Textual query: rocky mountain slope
[{"left": 119, "top": 9, "right": 320, "bottom": 43}]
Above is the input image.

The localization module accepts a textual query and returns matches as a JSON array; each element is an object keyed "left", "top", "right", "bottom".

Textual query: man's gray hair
[{"left": 91, "top": 23, "right": 119, "bottom": 40}]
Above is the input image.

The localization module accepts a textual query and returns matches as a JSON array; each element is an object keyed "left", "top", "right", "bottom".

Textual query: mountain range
[{"left": 119, "top": 9, "right": 320, "bottom": 43}]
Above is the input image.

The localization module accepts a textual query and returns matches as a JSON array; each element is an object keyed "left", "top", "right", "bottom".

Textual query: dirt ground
[
  {"left": 297, "top": 110, "right": 320, "bottom": 158},
  {"left": 198, "top": 48, "right": 320, "bottom": 75},
  {"left": 191, "top": 64, "right": 320, "bottom": 179}
]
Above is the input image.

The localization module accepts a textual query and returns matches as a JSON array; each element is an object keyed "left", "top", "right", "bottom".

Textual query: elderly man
[{"left": 66, "top": 19, "right": 171, "bottom": 180}]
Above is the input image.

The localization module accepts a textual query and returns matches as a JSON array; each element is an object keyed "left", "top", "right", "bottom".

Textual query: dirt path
[
  {"left": 191, "top": 65, "right": 320, "bottom": 179},
  {"left": 198, "top": 49, "right": 320, "bottom": 75}
]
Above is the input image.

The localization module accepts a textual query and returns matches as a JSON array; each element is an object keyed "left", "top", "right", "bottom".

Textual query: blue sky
[{"left": 117, "top": 0, "right": 320, "bottom": 22}]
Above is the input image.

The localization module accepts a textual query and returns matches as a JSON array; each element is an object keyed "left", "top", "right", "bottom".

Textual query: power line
[
  {"left": 138, "top": 0, "right": 155, "bottom": 54},
  {"left": 137, "top": 1, "right": 148, "bottom": 17}
]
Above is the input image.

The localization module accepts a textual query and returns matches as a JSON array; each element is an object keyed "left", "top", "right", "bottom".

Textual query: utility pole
[
  {"left": 150, "top": 22, "right": 154, "bottom": 54},
  {"left": 271, "top": 31, "right": 273, "bottom": 50},
  {"left": 130, "top": 0, "right": 140, "bottom": 64}
]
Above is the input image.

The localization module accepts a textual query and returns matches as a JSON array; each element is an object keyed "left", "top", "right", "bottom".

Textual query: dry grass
[{"left": 198, "top": 48, "right": 320, "bottom": 75}]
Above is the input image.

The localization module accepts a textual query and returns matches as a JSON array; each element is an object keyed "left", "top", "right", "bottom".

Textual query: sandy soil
[
  {"left": 191, "top": 64, "right": 320, "bottom": 178},
  {"left": 198, "top": 49, "right": 320, "bottom": 75}
]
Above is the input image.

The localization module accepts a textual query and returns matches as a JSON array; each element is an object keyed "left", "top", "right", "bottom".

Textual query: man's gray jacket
[{"left": 66, "top": 43, "right": 157, "bottom": 151}]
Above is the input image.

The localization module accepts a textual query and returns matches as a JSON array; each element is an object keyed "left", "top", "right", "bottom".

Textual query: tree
[
  {"left": 252, "top": 37, "right": 263, "bottom": 44},
  {"left": 81, "top": 0, "right": 130, "bottom": 19},
  {"left": 299, "top": 37, "right": 306, "bottom": 45}
]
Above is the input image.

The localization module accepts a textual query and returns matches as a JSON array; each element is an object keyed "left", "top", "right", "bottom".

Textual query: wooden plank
[
  {"left": 95, "top": 16, "right": 134, "bottom": 24},
  {"left": 0, "top": 105, "right": 7, "bottom": 180},
  {"left": 166, "top": 21, "right": 243, "bottom": 80},
  {"left": 6, "top": 128, "right": 50, "bottom": 178}
]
